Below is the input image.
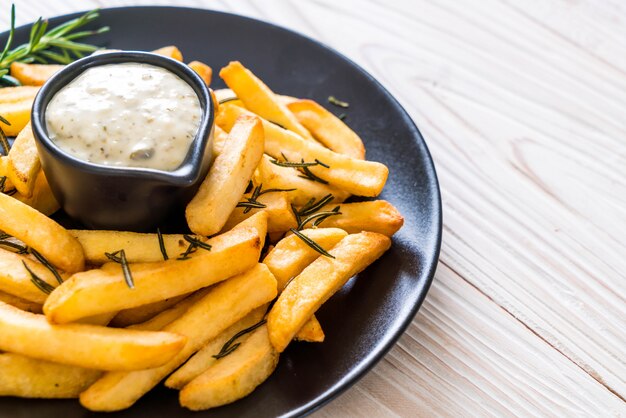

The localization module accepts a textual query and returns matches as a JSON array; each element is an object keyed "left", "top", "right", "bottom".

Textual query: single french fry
[
  {"left": 10, "top": 62, "right": 64, "bottom": 86},
  {"left": 0, "top": 85, "right": 39, "bottom": 103},
  {"left": 219, "top": 61, "right": 313, "bottom": 140},
  {"left": 110, "top": 294, "right": 190, "bottom": 328},
  {"left": 294, "top": 316, "right": 325, "bottom": 343},
  {"left": 13, "top": 171, "right": 60, "bottom": 216},
  {"left": 128, "top": 289, "right": 212, "bottom": 331},
  {"left": 0, "top": 302, "right": 186, "bottom": 371},
  {"left": 165, "top": 306, "right": 266, "bottom": 389},
  {"left": 316, "top": 200, "right": 404, "bottom": 237},
  {"left": 6, "top": 122, "right": 40, "bottom": 197},
  {"left": 212, "top": 125, "right": 229, "bottom": 158},
  {"left": 188, "top": 61, "right": 212, "bottom": 86},
  {"left": 44, "top": 227, "right": 262, "bottom": 324},
  {"left": 78, "top": 311, "right": 118, "bottom": 326},
  {"left": 0, "top": 352, "right": 100, "bottom": 398},
  {"left": 69, "top": 230, "right": 191, "bottom": 265},
  {"left": 0, "top": 289, "right": 42, "bottom": 313},
  {"left": 217, "top": 104, "right": 388, "bottom": 197},
  {"left": 222, "top": 191, "right": 297, "bottom": 233},
  {"left": 0, "top": 248, "right": 68, "bottom": 304},
  {"left": 263, "top": 228, "right": 348, "bottom": 291},
  {"left": 253, "top": 154, "right": 350, "bottom": 206},
  {"left": 152, "top": 45, "right": 183, "bottom": 61},
  {"left": 0, "top": 192, "right": 85, "bottom": 272},
  {"left": 79, "top": 264, "right": 277, "bottom": 412},
  {"left": 179, "top": 324, "right": 278, "bottom": 411},
  {"left": 0, "top": 96, "right": 35, "bottom": 136},
  {"left": 186, "top": 114, "right": 264, "bottom": 236},
  {"left": 268, "top": 232, "right": 391, "bottom": 352},
  {"left": 287, "top": 99, "right": 366, "bottom": 160}
]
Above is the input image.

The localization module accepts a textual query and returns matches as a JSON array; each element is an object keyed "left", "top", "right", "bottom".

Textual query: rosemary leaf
[
  {"left": 157, "top": 228, "right": 168, "bottom": 261},
  {"left": 218, "top": 96, "right": 239, "bottom": 105},
  {"left": 289, "top": 228, "right": 335, "bottom": 258},
  {"left": 22, "top": 261, "right": 55, "bottom": 294},
  {"left": 213, "top": 319, "right": 267, "bottom": 359},
  {"left": 105, "top": 250, "right": 135, "bottom": 289},
  {"left": 183, "top": 235, "right": 212, "bottom": 251},
  {"left": 338, "top": 113, "right": 347, "bottom": 121},
  {"left": 0, "top": 239, "right": 28, "bottom": 253},
  {"left": 177, "top": 243, "right": 197, "bottom": 260},
  {"left": 30, "top": 248, "right": 63, "bottom": 285},
  {"left": 328, "top": 96, "right": 349, "bottom": 108},
  {"left": 297, "top": 207, "right": 342, "bottom": 230}
]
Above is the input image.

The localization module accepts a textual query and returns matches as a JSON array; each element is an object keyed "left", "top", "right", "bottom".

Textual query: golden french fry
[
  {"left": 111, "top": 293, "right": 190, "bottom": 328},
  {"left": 0, "top": 193, "right": 84, "bottom": 272},
  {"left": 128, "top": 289, "right": 212, "bottom": 331},
  {"left": 0, "top": 352, "right": 100, "bottom": 398},
  {"left": 277, "top": 94, "right": 298, "bottom": 106},
  {"left": 13, "top": 171, "right": 60, "bottom": 216},
  {"left": 6, "top": 122, "right": 40, "bottom": 197},
  {"left": 69, "top": 230, "right": 191, "bottom": 265},
  {"left": 10, "top": 62, "right": 64, "bottom": 86},
  {"left": 165, "top": 306, "right": 266, "bottom": 389},
  {"left": 217, "top": 104, "right": 388, "bottom": 197},
  {"left": 264, "top": 228, "right": 348, "bottom": 291},
  {"left": 79, "top": 263, "right": 277, "bottom": 412},
  {"left": 0, "top": 302, "right": 186, "bottom": 371},
  {"left": 253, "top": 154, "right": 350, "bottom": 206},
  {"left": 222, "top": 191, "right": 297, "bottom": 233},
  {"left": 44, "top": 227, "right": 262, "bottom": 324},
  {"left": 0, "top": 85, "right": 39, "bottom": 103},
  {"left": 0, "top": 97, "right": 35, "bottom": 136},
  {"left": 188, "top": 61, "right": 212, "bottom": 86},
  {"left": 219, "top": 61, "right": 313, "bottom": 140},
  {"left": 78, "top": 312, "right": 118, "bottom": 326},
  {"left": 294, "top": 315, "right": 325, "bottom": 343},
  {"left": 287, "top": 99, "right": 366, "bottom": 160},
  {"left": 212, "top": 125, "right": 228, "bottom": 158},
  {"left": 0, "top": 289, "right": 42, "bottom": 313},
  {"left": 316, "top": 200, "right": 404, "bottom": 236},
  {"left": 179, "top": 324, "right": 278, "bottom": 411},
  {"left": 0, "top": 248, "right": 68, "bottom": 304},
  {"left": 268, "top": 232, "right": 391, "bottom": 352},
  {"left": 186, "top": 114, "right": 264, "bottom": 236},
  {"left": 152, "top": 45, "right": 183, "bottom": 61}
]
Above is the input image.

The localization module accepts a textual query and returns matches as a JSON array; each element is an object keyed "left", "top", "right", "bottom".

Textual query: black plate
[{"left": 0, "top": 7, "right": 441, "bottom": 418}]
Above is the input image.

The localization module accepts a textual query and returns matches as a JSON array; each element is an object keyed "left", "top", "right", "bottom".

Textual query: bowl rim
[{"left": 30, "top": 50, "right": 214, "bottom": 187}]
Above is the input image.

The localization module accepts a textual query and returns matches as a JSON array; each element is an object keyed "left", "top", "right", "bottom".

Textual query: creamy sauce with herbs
[{"left": 45, "top": 63, "right": 202, "bottom": 171}]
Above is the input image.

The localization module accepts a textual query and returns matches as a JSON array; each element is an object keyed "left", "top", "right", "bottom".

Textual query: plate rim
[{"left": 0, "top": 6, "right": 442, "bottom": 417}]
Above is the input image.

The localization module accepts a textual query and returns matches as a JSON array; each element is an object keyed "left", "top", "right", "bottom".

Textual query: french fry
[
  {"left": 13, "top": 171, "right": 60, "bottom": 216},
  {"left": 0, "top": 85, "right": 40, "bottom": 103},
  {"left": 0, "top": 95, "right": 36, "bottom": 136},
  {"left": 316, "top": 200, "right": 404, "bottom": 236},
  {"left": 0, "top": 248, "right": 68, "bottom": 304},
  {"left": 294, "top": 316, "right": 325, "bottom": 343},
  {"left": 44, "top": 226, "right": 261, "bottom": 324},
  {"left": 219, "top": 61, "right": 313, "bottom": 140},
  {"left": 222, "top": 191, "right": 297, "bottom": 233},
  {"left": 179, "top": 324, "right": 279, "bottom": 411},
  {"left": 0, "top": 302, "right": 187, "bottom": 370},
  {"left": 111, "top": 294, "right": 190, "bottom": 328},
  {"left": 78, "top": 312, "right": 118, "bottom": 326},
  {"left": 152, "top": 45, "right": 183, "bottom": 61},
  {"left": 0, "top": 192, "right": 85, "bottom": 272},
  {"left": 278, "top": 94, "right": 298, "bottom": 106},
  {"left": 0, "top": 289, "right": 42, "bottom": 313},
  {"left": 263, "top": 228, "right": 348, "bottom": 291},
  {"left": 212, "top": 125, "right": 228, "bottom": 158},
  {"left": 10, "top": 62, "right": 64, "bottom": 86},
  {"left": 79, "top": 263, "right": 277, "bottom": 412},
  {"left": 0, "top": 352, "right": 100, "bottom": 398},
  {"left": 287, "top": 99, "right": 366, "bottom": 160},
  {"left": 253, "top": 154, "right": 350, "bottom": 206},
  {"left": 186, "top": 115, "right": 264, "bottom": 236},
  {"left": 69, "top": 230, "right": 191, "bottom": 265},
  {"left": 165, "top": 306, "right": 266, "bottom": 389},
  {"left": 268, "top": 232, "right": 391, "bottom": 352},
  {"left": 217, "top": 104, "right": 388, "bottom": 197},
  {"left": 6, "top": 122, "right": 40, "bottom": 197},
  {"left": 188, "top": 61, "right": 212, "bottom": 86},
  {"left": 128, "top": 289, "right": 212, "bottom": 331}
]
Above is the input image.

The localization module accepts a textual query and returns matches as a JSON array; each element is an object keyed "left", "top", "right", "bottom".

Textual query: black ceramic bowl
[{"left": 31, "top": 51, "right": 214, "bottom": 231}]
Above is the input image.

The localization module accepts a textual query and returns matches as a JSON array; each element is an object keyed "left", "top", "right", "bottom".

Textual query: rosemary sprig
[
  {"left": 297, "top": 206, "right": 341, "bottom": 230},
  {"left": 328, "top": 96, "right": 349, "bottom": 108},
  {"left": 157, "top": 228, "right": 168, "bottom": 261},
  {"left": 0, "top": 7, "right": 109, "bottom": 85},
  {"left": 30, "top": 248, "right": 63, "bottom": 285},
  {"left": 22, "top": 260, "right": 55, "bottom": 294},
  {"left": 183, "top": 234, "right": 212, "bottom": 251},
  {"left": 105, "top": 249, "right": 134, "bottom": 289},
  {"left": 270, "top": 154, "right": 330, "bottom": 184},
  {"left": 293, "top": 194, "right": 335, "bottom": 224},
  {"left": 0, "top": 238, "right": 27, "bottom": 253},
  {"left": 212, "top": 319, "right": 267, "bottom": 359},
  {"left": 237, "top": 183, "right": 296, "bottom": 214},
  {"left": 289, "top": 228, "right": 335, "bottom": 258},
  {"left": 0, "top": 115, "right": 11, "bottom": 155}
]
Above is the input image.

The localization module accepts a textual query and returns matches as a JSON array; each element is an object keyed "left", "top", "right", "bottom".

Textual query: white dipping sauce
[{"left": 46, "top": 63, "right": 202, "bottom": 171}]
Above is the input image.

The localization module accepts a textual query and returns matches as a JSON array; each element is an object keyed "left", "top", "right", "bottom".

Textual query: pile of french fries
[{"left": 0, "top": 46, "right": 404, "bottom": 411}]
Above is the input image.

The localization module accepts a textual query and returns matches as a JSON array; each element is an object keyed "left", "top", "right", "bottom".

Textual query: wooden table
[{"left": 4, "top": 1, "right": 625, "bottom": 416}]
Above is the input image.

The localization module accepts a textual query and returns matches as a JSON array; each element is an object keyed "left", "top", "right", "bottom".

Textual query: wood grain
[{"left": 2, "top": 1, "right": 625, "bottom": 416}]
